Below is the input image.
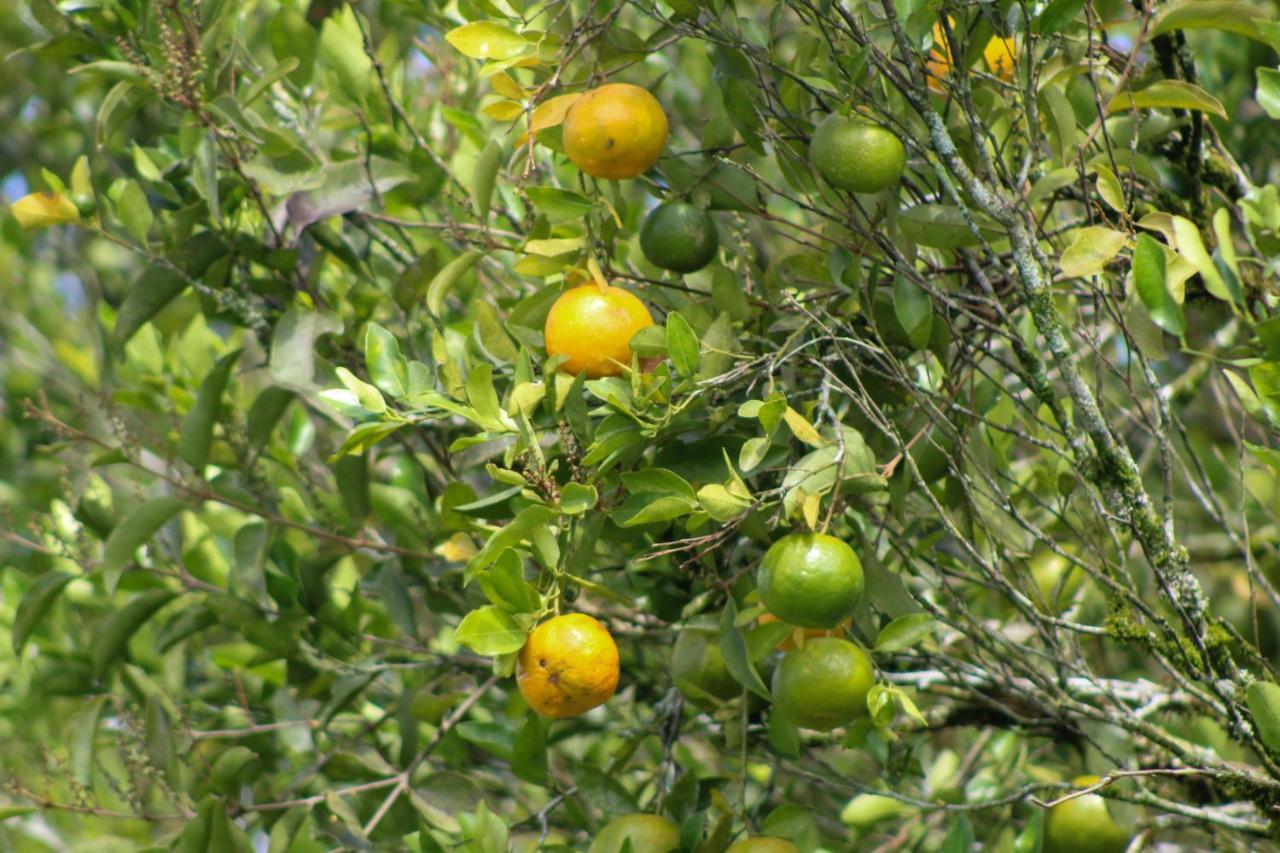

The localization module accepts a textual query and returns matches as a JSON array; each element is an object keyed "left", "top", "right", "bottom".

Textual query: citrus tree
[{"left": 6, "top": 0, "right": 1280, "bottom": 849}]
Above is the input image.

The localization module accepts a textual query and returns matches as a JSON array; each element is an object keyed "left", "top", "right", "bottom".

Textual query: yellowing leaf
[
  {"left": 1108, "top": 80, "right": 1227, "bottom": 119},
  {"left": 490, "top": 72, "right": 528, "bottom": 100},
  {"left": 801, "top": 490, "right": 822, "bottom": 530},
  {"left": 524, "top": 237, "right": 585, "bottom": 257},
  {"left": 435, "top": 532, "right": 478, "bottom": 562},
  {"left": 482, "top": 100, "right": 524, "bottom": 121},
  {"left": 445, "top": 22, "right": 531, "bottom": 60},
  {"left": 1059, "top": 226, "right": 1128, "bottom": 278},
  {"left": 529, "top": 93, "right": 581, "bottom": 134},
  {"left": 782, "top": 407, "right": 826, "bottom": 447},
  {"left": 11, "top": 192, "right": 80, "bottom": 229},
  {"left": 1172, "top": 215, "right": 1238, "bottom": 304}
]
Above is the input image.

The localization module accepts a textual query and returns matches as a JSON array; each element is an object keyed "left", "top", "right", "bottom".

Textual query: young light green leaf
[
  {"left": 427, "top": 249, "right": 482, "bottom": 316},
  {"left": 1247, "top": 681, "right": 1280, "bottom": 754},
  {"left": 1172, "top": 216, "right": 1239, "bottom": 305},
  {"left": 102, "top": 496, "right": 187, "bottom": 593},
  {"left": 559, "top": 482, "right": 597, "bottom": 515},
  {"left": 270, "top": 309, "right": 342, "bottom": 388},
  {"left": 1132, "top": 233, "right": 1185, "bottom": 336},
  {"left": 474, "top": 139, "right": 502, "bottom": 223},
  {"left": 666, "top": 311, "right": 700, "bottom": 377},
  {"left": 526, "top": 186, "right": 594, "bottom": 222},
  {"left": 454, "top": 605, "right": 527, "bottom": 656},
  {"left": 1258, "top": 68, "right": 1280, "bottom": 119},
  {"left": 180, "top": 349, "right": 242, "bottom": 471},
  {"left": 1150, "top": 0, "right": 1273, "bottom": 44},
  {"left": 719, "top": 597, "right": 770, "bottom": 699},
  {"left": 1108, "top": 80, "right": 1228, "bottom": 119},
  {"left": 117, "top": 179, "right": 152, "bottom": 242},
  {"left": 445, "top": 22, "right": 531, "bottom": 60},
  {"left": 1059, "top": 226, "right": 1128, "bottom": 278},
  {"left": 874, "top": 613, "right": 936, "bottom": 653},
  {"left": 364, "top": 322, "right": 407, "bottom": 398}
]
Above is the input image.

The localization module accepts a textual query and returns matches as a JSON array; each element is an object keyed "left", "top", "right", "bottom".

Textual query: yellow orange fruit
[
  {"left": 726, "top": 838, "right": 800, "bottom": 853},
  {"left": 544, "top": 283, "right": 654, "bottom": 378},
  {"left": 984, "top": 36, "right": 1017, "bottom": 81},
  {"left": 517, "top": 613, "right": 620, "bottom": 718},
  {"left": 589, "top": 813, "right": 680, "bottom": 853},
  {"left": 926, "top": 18, "right": 955, "bottom": 93},
  {"left": 563, "top": 83, "right": 669, "bottom": 179}
]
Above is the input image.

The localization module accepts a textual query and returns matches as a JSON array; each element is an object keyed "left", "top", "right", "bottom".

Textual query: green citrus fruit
[
  {"left": 589, "top": 813, "right": 680, "bottom": 853},
  {"left": 1044, "top": 776, "right": 1131, "bottom": 853},
  {"left": 757, "top": 532, "right": 864, "bottom": 629},
  {"left": 671, "top": 624, "right": 741, "bottom": 707},
  {"left": 771, "top": 637, "right": 874, "bottom": 731},
  {"left": 808, "top": 113, "right": 906, "bottom": 194},
  {"left": 640, "top": 201, "right": 719, "bottom": 273},
  {"left": 726, "top": 837, "right": 800, "bottom": 852}
]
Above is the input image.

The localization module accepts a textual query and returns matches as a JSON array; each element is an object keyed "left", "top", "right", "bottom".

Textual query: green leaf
[
  {"left": 874, "top": 613, "right": 936, "bottom": 653},
  {"left": 379, "top": 562, "right": 418, "bottom": 638},
  {"left": 267, "top": 806, "right": 310, "bottom": 853},
  {"left": 248, "top": 387, "right": 294, "bottom": 451},
  {"left": 1151, "top": 0, "right": 1274, "bottom": 44},
  {"left": 1248, "top": 681, "right": 1280, "bottom": 754},
  {"left": 893, "top": 275, "right": 933, "bottom": 349},
  {"left": 718, "top": 598, "right": 770, "bottom": 699},
  {"left": 1133, "top": 233, "right": 1185, "bottom": 336},
  {"left": 70, "top": 695, "right": 110, "bottom": 788},
  {"left": 317, "top": 5, "right": 373, "bottom": 102},
  {"left": 768, "top": 705, "right": 802, "bottom": 758},
  {"left": 1059, "top": 226, "right": 1128, "bottom": 278},
  {"left": 666, "top": 311, "right": 700, "bottom": 377},
  {"left": 445, "top": 22, "right": 531, "bottom": 60},
  {"left": 180, "top": 349, "right": 241, "bottom": 471},
  {"left": 270, "top": 309, "right": 343, "bottom": 388},
  {"left": 1172, "top": 216, "right": 1239, "bottom": 305},
  {"left": 526, "top": 187, "right": 594, "bottom": 222},
  {"left": 455, "top": 605, "right": 527, "bottom": 656},
  {"left": 92, "top": 590, "right": 178, "bottom": 678},
  {"left": 1038, "top": 0, "right": 1088, "bottom": 34},
  {"left": 464, "top": 505, "right": 557, "bottom": 581},
  {"left": 427, "top": 249, "right": 483, "bottom": 316},
  {"left": 1108, "top": 80, "right": 1228, "bottom": 119},
  {"left": 480, "top": 549, "right": 540, "bottom": 613},
  {"left": 13, "top": 571, "right": 76, "bottom": 654},
  {"left": 1257, "top": 68, "right": 1280, "bottom": 119},
  {"left": 620, "top": 468, "right": 697, "bottom": 502},
  {"left": 697, "top": 484, "right": 752, "bottom": 521},
  {"left": 474, "top": 139, "right": 502, "bottom": 223},
  {"left": 102, "top": 497, "right": 187, "bottom": 594},
  {"left": 614, "top": 493, "right": 697, "bottom": 527},
  {"left": 364, "top": 322, "right": 407, "bottom": 398},
  {"left": 113, "top": 266, "right": 187, "bottom": 352},
  {"left": 117, "top": 179, "right": 152, "bottom": 242},
  {"left": 897, "top": 204, "right": 982, "bottom": 249},
  {"left": 511, "top": 715, "right": 549, "bottom": 785},
  {"left": 559, "top": 482, "right": 597, "bottom": 515}
]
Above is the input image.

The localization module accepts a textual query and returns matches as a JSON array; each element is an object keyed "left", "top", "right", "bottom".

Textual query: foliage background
[{"left": 6, "top": 0, "right": 1280, "bottom": 850}]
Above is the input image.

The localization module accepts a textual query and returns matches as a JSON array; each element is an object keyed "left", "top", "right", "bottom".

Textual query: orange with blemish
[{"left": 517, "top": 613, "right": 620, "bottom": 718}]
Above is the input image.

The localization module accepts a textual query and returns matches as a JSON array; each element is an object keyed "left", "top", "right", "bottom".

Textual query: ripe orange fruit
[
  {"left": 926, "top": 18, "right": 955, "bottom": 93},
  {"left": 1044, "top": 776, "right": 1131, "bottom": 853},
  {"left": 757, "top": 532, "right": 864, "bottom": 629},
  {"left": 726, "top": 838, "right": 800, "bottom": 853},
  {"left": 589, "top": 813, "right": 680, "bottom": 853},
  {"left": 808, "top": 114, "right": 906, "bottom": 194},
  {"left": 563, "top": 83, "right": 668, "bottom": 179},
  {"left": 758, "top": 612, "right": 842, "bottom": 652},
  {"left": 516, "top": 613, "right": 619, "bottom": 718},
  {"left": 640, "top": 201, "right": 719, "bottom": 273},
  {"left": 671, "top": 624, "right": 740, "bottom": 707},
  {"left": 984, "top": 36, "right": 1017, "bottom": 81},
  {"left": 771, "top": 637, "right": 874, "bottom": 731},
  {"left": 544, "top": 283, "right": 654, "bottom": 378}
]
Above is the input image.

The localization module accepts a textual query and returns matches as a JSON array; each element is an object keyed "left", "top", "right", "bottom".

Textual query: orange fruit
[
  {"left": 726, "top": 838, "right": 800, "bottom": 853},
  {"left": 544, "top": 283, "right": 654, "bottom": 378},
  {"left": 563, "top": 83, "right": 669, "bottom": 179},
  {"left": 808, "top": 114, "right": 906, "bottom": 194},
  {"left": 771, "top": 637, "right": 874, "bottom": 731},
  {"left": 516, "top": 613, "right": 620, "bottom": 718},
  {"left": 926, "top": 18, "right": 955, "bottom": 93},
  {"left": 757, "top": 532, "right": 864, "bottom": 629},
  {"left": 984, "top": 36, "right": 1017, "bottom": 81},
  {"left": 1044, "top": 776, "right": 1131, "bottom": 853},
  {"left": 588, "top": 813, "right": 680, "bottom": 853},
  {"left": 758, "top": 612, "right": 842, "bottom": 652}
]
